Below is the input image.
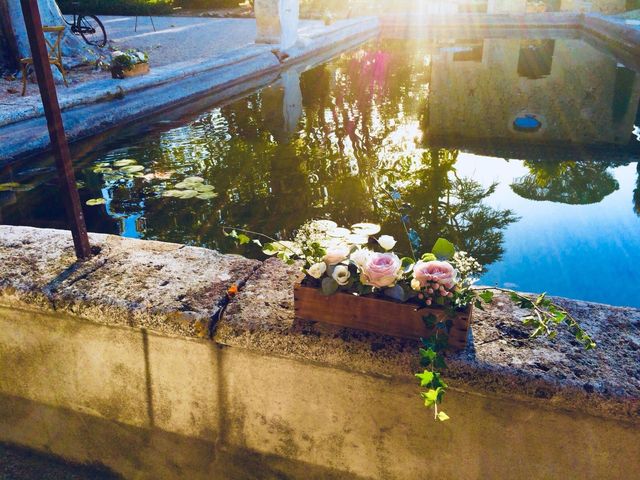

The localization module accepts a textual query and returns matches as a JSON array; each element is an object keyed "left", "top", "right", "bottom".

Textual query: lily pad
[
  {"left": 175, "top": 189, "right": 199, "bottom": 199},
  {"left": 119, "top": 165, "right": 145, "bottom": 173},
  {"left": 174, "top": 181, "right": 191, "bottom": 189},
  {"left": 161, "top": 189, "right": 183, "bottom": 197},
  {"left": 328, "top": 227, "right": 350, "bottom": 238},
  {"left": 194, "top": 184, "right": 215, "bottom": 192},
  {"left": 183, "top": 176, "right": 204, "bottom": 183},
  {"left": 113, "top": 159, "right": 138, "bottom": 167},
  {"left": 196, "top": 191, "right": 218, "bottom": 200},
  {"left": 0, "top": 182, "right": 34, "bottom": 192},
  {"left": 86, "top": 198, "right": 106, "bottom": 206},
  {"left": 0, "top": 182, "right": 22, "bottom": 191},
  {"left": 345, "top": 233, "right": 369, "bottom": 245},
  {"left": 93, "top": 167, "right": 113, "bottom": 174},
  {"left": 351, "top": 222, "right": 381, "bottom": 235}
]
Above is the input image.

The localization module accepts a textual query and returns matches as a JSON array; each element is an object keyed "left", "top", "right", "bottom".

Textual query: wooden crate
[{"left": 294, "top": 285, "right": 472, "bottom": 350}]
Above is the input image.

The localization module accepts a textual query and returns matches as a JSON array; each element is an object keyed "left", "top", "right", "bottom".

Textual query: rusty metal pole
[{"left": 19, "top": 0, "right": 92, "bottom": 259}]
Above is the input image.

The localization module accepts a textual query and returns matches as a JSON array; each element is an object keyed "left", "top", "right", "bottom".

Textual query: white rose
[
  {"left": 411, "top": 278, "right": 421, "bottom": 291},
  {"left": 377, "top": 235, "right": 397, "bottom": 251},
  {"left": 307, "top": 262, "right": 327, "bottom": 279},
  {"left": 324, "top": 244, "right": 350, "bottom": 265},
  {"left": 332, "top": 265, "right": 351, "bottom": 286},
  {"left": 350, "top": 248, "right": 371, "bottom": 270}
]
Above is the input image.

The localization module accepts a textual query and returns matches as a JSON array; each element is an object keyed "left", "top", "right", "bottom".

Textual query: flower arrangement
[
  {"left": 224, "top": 218, "right": 595, "bottom": 422},
  {"left": 110, "top": 49, "right": 149, "bottom": 79}
]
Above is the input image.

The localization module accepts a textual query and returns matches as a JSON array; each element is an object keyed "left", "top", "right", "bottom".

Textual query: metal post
[{"left": 19, "top": 0, "right": 92, "bottom": 259}]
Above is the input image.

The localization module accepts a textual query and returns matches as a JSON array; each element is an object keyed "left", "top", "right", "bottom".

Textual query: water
[{"left": 1, "top": 34, "right": 639, "bottom": 307}]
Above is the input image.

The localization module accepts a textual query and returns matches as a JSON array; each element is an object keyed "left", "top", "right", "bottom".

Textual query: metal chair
[{"left": 21, "top": 25, "right": 68, "bottom": 96}]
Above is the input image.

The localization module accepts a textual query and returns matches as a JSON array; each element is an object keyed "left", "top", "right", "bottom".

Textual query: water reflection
[
  {"left": 1, "top": 35, "right": 640, "bottom": 305},
  {"left": 511, "top": 161, "right": 620, "bottom": 205}
]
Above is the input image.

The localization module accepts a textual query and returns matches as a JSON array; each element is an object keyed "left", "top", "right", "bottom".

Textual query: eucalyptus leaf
[{"left": 321, "top": 277, "right": 339, "bottom": 296}]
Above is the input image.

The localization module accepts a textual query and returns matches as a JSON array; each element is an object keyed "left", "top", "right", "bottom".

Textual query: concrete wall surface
[{"left": 0, "top": 226, "right": 639, "bottom": 479}]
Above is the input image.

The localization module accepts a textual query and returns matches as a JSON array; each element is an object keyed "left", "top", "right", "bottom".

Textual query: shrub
[{"left": 58, "top": 0, "right": 175, "bottom": 16}]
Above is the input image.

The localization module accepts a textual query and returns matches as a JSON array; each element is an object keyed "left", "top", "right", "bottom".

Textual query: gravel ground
[{"left": 0, "top": 443, "right": 120, "bottom": 480}]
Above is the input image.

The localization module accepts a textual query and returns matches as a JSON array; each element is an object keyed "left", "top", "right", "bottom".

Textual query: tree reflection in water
[{"left": 511, "top": 161, "right": 620, "bottom": 205}]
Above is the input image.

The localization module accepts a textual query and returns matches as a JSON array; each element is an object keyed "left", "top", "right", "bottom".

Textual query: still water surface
[{"left": 2, "top": 35, "right": 639, "bottom": 306}]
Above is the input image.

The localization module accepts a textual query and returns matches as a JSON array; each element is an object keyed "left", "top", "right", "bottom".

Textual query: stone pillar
[{"left": 255, "top": 0, "right": 299, "bottom": 50}]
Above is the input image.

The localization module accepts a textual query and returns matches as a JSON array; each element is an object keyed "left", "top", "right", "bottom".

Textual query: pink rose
[
  {"left": 361, "top": 252, "right": 401, "bottom": 288},
  {"left": 324, "top": 244, "right": 350, "bottom": 265},
  {"left": 413, "top": 260, "right": 457, "bottom": 289}
]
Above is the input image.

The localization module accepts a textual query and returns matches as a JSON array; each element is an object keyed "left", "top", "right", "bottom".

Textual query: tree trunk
[{"left": 2, "top": 0, "right": 97, "bottom": 68}]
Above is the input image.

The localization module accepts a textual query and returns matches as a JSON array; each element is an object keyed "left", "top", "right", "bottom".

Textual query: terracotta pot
[{"left": 111, "top": 62, "right": 150, "bottom": 79}]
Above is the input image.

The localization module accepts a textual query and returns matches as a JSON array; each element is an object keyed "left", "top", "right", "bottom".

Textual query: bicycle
[{"left": 62, "top": 2, "right": 107, "bottom": 47}]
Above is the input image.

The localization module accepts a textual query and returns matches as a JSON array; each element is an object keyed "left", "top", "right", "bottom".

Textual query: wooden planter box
[
  {"left": 294, "top": 285, "right": 472, "bottom": 350},
  {"left": 111, "top": 62, "right": 149, "bottom": 79}
]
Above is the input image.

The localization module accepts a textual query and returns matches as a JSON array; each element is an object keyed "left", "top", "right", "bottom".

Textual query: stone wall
[{"left": 0, "top": 226, "right": 639, "bottom": 479}]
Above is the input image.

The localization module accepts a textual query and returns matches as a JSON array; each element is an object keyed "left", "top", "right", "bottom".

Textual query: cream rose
[
  {"left": 377, "top": 235, "right": 397, "bottom": 251},
  {"left": 332, "top": 265, "right": 351, "bottom": 286},
  {"left": 361, "top": 252, "right": 402, "bottom": 288},
  {"left": 307, "top": 262, "right": 327, "bottom": 279},
  {"left": 413, "top": 260, "right": 457, "bottom": 289},
  {"left": 324, "top": 244, "right": 350, "bottom": 265}
]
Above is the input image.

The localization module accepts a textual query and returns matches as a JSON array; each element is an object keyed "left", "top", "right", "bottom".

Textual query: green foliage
[
  {"left": 431, "top": 238, "right": 455, "bottom": 260},
  {"left": 58, "top": 0, "right": 174, "bottom": 16}
]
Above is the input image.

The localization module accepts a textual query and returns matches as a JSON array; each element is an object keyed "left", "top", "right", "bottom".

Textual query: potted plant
[
  {"left": 110, "top": 49, "right": 149, "bottom": 79},
  {"left": 225, "top": 196, "right": 596, "bottom": 421}
]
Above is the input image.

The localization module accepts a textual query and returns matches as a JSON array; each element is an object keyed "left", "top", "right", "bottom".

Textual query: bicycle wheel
[{"left": 78, "top": 15, "right": 107, "bottom": 47}]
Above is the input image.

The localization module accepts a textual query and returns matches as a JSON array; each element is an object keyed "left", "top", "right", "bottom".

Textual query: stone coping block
[
  {"left": 1, "top": 226, "right": 639, "bottom": 423},
  {"left": 217, "top": 258, "right": 640, "bottom": 423},
  {"left": 0, "top": 226, "right": 259, "bottom": 338}
]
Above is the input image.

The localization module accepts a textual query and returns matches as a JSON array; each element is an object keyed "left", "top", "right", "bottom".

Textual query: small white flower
[
  {"left": 350, "top": 248, "right": 371, "bottom": 270},
  {"left": 137, "top": 52, "right": 146, "bottom": 62},
  {"left": 307, "top": 262, "right": 327, "bottom": 279},
  {"left": 332, "top": 265, "right": 351, "bottom": 286},
  {"left": 377, "top": 235, "right": 397, "bottom": 251},
  {"left": 411, "top": 278, "right": 421, "bottom": 291}
]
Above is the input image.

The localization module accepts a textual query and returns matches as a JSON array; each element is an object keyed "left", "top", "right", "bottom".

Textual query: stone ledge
[
  {"left": 0, "top": 226, "right": 259, "bottom": 338},
  {"left": 1, "top": 226, "right": 638, "bottom": 423},
  {"left": 217, "top": 258, "right": 640, "bottom": 423}
]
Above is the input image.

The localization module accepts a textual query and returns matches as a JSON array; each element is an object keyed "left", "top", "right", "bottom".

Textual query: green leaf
[
  {"left": 321, "top": 277, "right": 339, "bottom": 296},
  {"left": 401, "top": 257, "right": 415, "bottom": 273},
  {"left": 431, "top": 238, "right": 455, "bottom": 260},
  {"left": 421, "top": 253, "right": 437, "bottom": 262},
  {"left": 437, "top": 411, "right": 450, "bottom": 421},
  {"left": 478, "top": 290, "right": 494, "bottom": 303},
  {"left": 419, "top": 347, "right": 437, "bottom": 363},
  {"left": 86, "top": 198, "right": 106, "bottom": 206},
  {"left": 262, "top": 243, "right": 279, "bottom": 255},
  {"left": 237, "top": 234, "right": 250, "bottom": 245},
  {"left": 422, "top": 387, "right": 443, "bottom": 407},
  {"left": 113, "top": 159, "right": 137, "bottom": 167},
  {"left": 422, "top": 314, "right": 437, "bottom": 329},
  {"left": 415, "top": 370, "right": 434, "bottom": 387}
]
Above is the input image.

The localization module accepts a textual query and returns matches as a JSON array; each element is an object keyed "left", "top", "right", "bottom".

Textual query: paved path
[
  {"left": 104, "top": 16, "right": 258, "bottom": 67},
  {"left": 103, "top": 16, "right": 325, "bottom": 67}
]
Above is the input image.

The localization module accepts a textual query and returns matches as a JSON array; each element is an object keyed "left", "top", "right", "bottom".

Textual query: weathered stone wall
[{"left": 0, "top": 226, "right": 639, "bottom": 479}]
